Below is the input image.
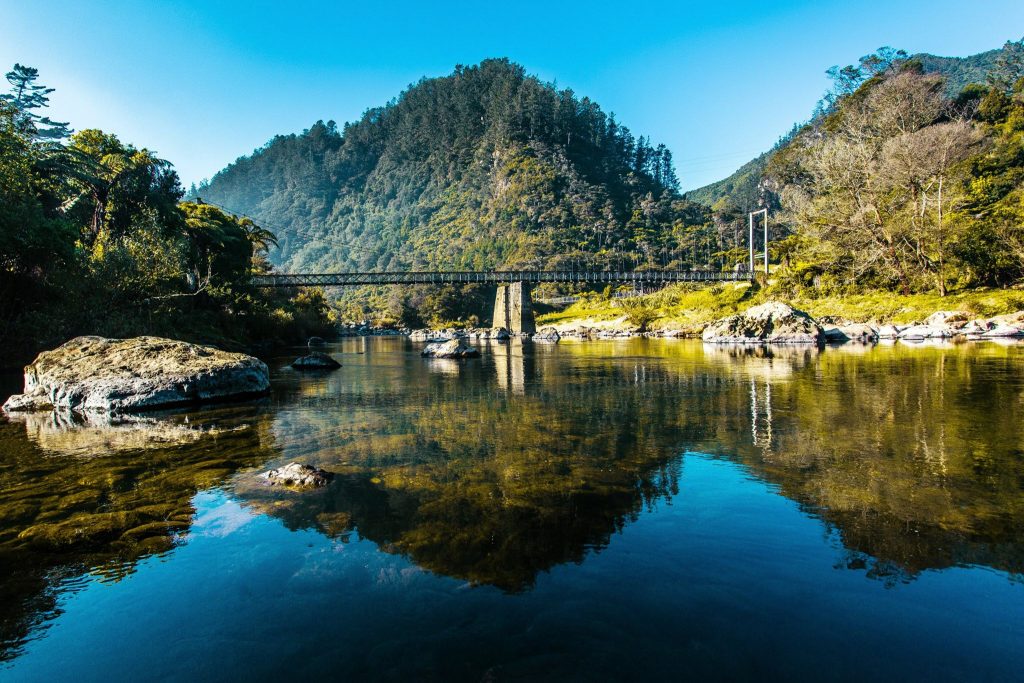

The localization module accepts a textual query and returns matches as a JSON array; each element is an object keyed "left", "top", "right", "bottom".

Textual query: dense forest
[
  {"left": 0, "top": 65, "right": 332, "bottom": 363},
  {"left": 194, "top": 59, "right": 720, "bottom": 274}
]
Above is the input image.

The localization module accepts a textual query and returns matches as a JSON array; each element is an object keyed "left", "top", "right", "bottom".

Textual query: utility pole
[
  {"left": 749, "top": 208, "right": 769, "bottom": 275},
  {"left": 748, "top": 212, "right": 754, "bottom": 274}
]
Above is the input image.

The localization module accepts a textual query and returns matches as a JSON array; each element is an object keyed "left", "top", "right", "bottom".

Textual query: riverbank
[{"left": 533, "top": 283, "right": 1024, "bottom": 338}]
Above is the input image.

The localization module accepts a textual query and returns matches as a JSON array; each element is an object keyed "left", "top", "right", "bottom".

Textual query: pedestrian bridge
[
  {"left": 251, "top": 269, "right": 749, "bottom": 288},
  {"left": 250, "top": 269, "right": 750, "bottom": 334}
]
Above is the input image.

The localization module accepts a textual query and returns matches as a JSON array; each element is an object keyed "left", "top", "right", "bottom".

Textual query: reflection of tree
[
  {"left": 241, "top": 359, "right": 693, "bottom": 591},
  {"left": 0, "top": 406, "right": 280, "bottom": 660},
  {"left": 251, "top": 340, "right": 1024, "bottom": 591},
  {"left": 3, "top": 339, "right": 1023, "bottom": 657},
  {"left": 697, "top": 343, "right": 1024, "bottom": 578}
]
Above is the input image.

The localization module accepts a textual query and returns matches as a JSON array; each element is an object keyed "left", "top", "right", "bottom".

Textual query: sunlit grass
[{"left": 536, "top": 283, "right": 1024, "bottom": 329}]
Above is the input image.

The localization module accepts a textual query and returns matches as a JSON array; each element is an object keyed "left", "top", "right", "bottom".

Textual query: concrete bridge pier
[{"left": 493, "top": 282, "right": 536, "bottom": 334}]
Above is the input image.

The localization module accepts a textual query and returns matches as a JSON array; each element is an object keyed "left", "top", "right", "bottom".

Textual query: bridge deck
[{"left": 251, "top": 270, "right": 750, "bottom": 287}]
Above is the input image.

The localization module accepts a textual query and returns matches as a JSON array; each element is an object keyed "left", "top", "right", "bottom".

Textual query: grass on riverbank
[{"left": 535, "top": 283, "right": 1024, "bottom": 331}]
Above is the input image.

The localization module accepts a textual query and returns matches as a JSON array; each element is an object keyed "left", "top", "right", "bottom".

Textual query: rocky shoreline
[{"left": 358, "top": 303, "right": 1024, "bottom": 345}]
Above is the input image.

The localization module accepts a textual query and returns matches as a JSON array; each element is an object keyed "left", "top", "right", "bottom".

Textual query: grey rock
[
  {"left": 702, "top": 302, "right": 824, "bottom": 344},
  {"left": 876, "top": 324, "right": 904, "bottom": 339},
  {"left": 307, "top": 336, "right": 326, "bottom": 347},
  {"left": 262, "top": 462, "right": 333, "bottom": 488},
  {"left": 825, "top": 323, "right": 878, "bottom": 343},
  {"left": 291, "top": 352, "right": 341, "bottom": 370},
  {"left": 979, "top": 322, "right": 1024, "bottom": 338},
  {"left": 924, "top": 311, "right": 970, "bottom": 327},
  {"left": 421, "top": 339, "right": 480, "bottom": 358},
  {"left": 533, "top": 327, "right": 561, "bottom": 343},
  {"left": 2, "top": 336, "right": 270, "bottom": 414}
]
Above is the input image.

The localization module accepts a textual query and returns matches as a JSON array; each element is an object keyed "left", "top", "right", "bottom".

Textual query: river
[{"left": 1, "top": 338, "right": 1022, "bottom": 681}]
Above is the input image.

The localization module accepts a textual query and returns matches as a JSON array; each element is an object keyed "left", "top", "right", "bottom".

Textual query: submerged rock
[
  {"left": 262, "top": 462, "right": 333, "bottom": 488},
  {"left": 702, "top": 302, "right": 825, "bottom": 344},
  {"left": 1, "top": 336, "right": 270, "bottom": 414},
  {"left": 307, "top": 336, "right": 326, "bottom": 347},
  {"left": 291, "top": 352, "right": 341, "bottom": 370},
  {"left": 421, "top": 339, "right": 480, "bottom": 358}
]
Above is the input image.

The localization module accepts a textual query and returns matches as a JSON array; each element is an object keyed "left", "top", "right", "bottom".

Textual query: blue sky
[{"left": 4, "top": 0, "right": 1022, "bottom": 190}]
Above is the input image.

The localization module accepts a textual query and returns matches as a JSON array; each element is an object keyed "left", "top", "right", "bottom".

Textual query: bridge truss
[{"left": 251, "top": 270, "right": 750, "bottom": 288}]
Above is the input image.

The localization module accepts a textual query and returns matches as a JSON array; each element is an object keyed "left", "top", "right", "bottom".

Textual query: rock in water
[
  {"left": 823, "top": 323, "right": 878, "bottom": 343},
  {"left": 702, "top": 302, "right": 825, "bottom": 344},
  {"left": 2, "top": 336, "right": 270, "bottom": 414},
  {"left": 421, "top": 339, "right": 480, "bottom": 358},
  {"left": 262, "top": 462, "right": 333, "bottom": 488},
  {"left": 307, "top": 336, "right": 326, "bottom": 347},
  {"left": 533, "top": 327, "right": 561, "bottom": 343},
  {"left": 291, "top": 352, "right": 341, "bottom": 370}
]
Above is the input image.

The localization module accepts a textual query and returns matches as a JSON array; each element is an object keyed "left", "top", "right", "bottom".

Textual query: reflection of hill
[
  {"left": 0, "top": 406, "right": 280, "bottom": 660},
  {"left": 3, "top": 339, "right": 1022, "bottom": 657},
  {"left": 242, "top": 356, "right": 692, "bottom": 591},
  {"left": 249, "top": 340, "right": 1024, "bottom": 590}
]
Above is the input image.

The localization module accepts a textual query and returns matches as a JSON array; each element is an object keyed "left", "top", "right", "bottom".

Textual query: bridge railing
[{"left": 251, "top": 270, "right": 751, "bottom": 288}]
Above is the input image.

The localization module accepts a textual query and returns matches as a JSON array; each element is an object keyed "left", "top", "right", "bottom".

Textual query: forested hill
[
  {"left": 194, "top": 59, "right": 701, "bottom": 273},
  {"left": 686, "top": 39, "right": 1023, "bottom": 210}
]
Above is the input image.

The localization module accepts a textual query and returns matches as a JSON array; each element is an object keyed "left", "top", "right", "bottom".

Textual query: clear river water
[{"left": 0, "top": 338, "right": 1022, "bottom": 681}]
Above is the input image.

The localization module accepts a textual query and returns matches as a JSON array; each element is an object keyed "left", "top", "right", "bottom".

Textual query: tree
[
  {"left": 65, "top": 129, "right": 182, "bottom": 247},
  {"left": 0, "top": 64, "right": 70, "bottom": 140},
  {"left": 986, "top": 38, "right": 1024, "bottom": 93},
  {"left": 179, "top": 202, "right": 266, "bottom": 289},
  {"left": 782, "top": 71, "right": 983, "bottom": 294}
]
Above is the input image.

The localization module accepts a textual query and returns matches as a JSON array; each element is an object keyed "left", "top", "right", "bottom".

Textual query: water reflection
[
  {"left": 491, "top": 338, "right": 530, "bottom": 394},
  {"left": 1, "top": 338, "right": 1023, "bottom": 662},
  {"left": 240, "top": 339, "right": 1024, "bottom": 591},
  {"left": 0, "top": 405, "right": 279, "bottom": 659},
  {"left": 5, "top": 410, "right": 249, "bottom": 456}
]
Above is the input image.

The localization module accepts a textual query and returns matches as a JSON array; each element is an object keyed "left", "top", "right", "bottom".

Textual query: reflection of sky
[
  {"left": 6, "top": 457, "right": 1022, "bottom": 682},
  {"left": 191, "top": 491, "right": 255, "bottom": 539}
]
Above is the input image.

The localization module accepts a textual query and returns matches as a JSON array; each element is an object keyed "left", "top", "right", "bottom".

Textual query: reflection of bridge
[
  {"left": 252, "top": 270, "right": 750, "bottom": 334},
  {"left": 251, "top": 270, "right": 749, "bottom": 287}
]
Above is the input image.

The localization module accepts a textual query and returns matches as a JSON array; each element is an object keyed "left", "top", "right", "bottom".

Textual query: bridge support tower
[{"left": 493, "top": 282, "right": 536, "bottom": 334}]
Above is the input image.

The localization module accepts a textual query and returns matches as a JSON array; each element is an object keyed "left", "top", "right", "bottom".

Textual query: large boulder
[
  {"left": 421, "top": 339, "right": 480, "bottom": 358},
  {"left": 702, "top": 302, "right": 825, "bottom": 344},
  {"left": 291, "top": 352, "right": 341, "bottom": 370},
  {"left": 2, "top": 336, "right": 270, "bottom": 414}
]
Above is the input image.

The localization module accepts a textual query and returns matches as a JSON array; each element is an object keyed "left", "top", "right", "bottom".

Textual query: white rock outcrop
[{"left": 702, "top": 302, "right": 825, "bottom": 344}]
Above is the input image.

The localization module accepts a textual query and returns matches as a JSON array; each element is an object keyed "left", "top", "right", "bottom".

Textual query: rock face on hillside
[
  {"left": 702, "top": 302, "right": 825, "bottom": 344},
  {"left": 2, "top": 336, "right": 270, "bottom": 414},
  {"left": 421, "top": 339, "right": 480, "bottom": 358}
]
